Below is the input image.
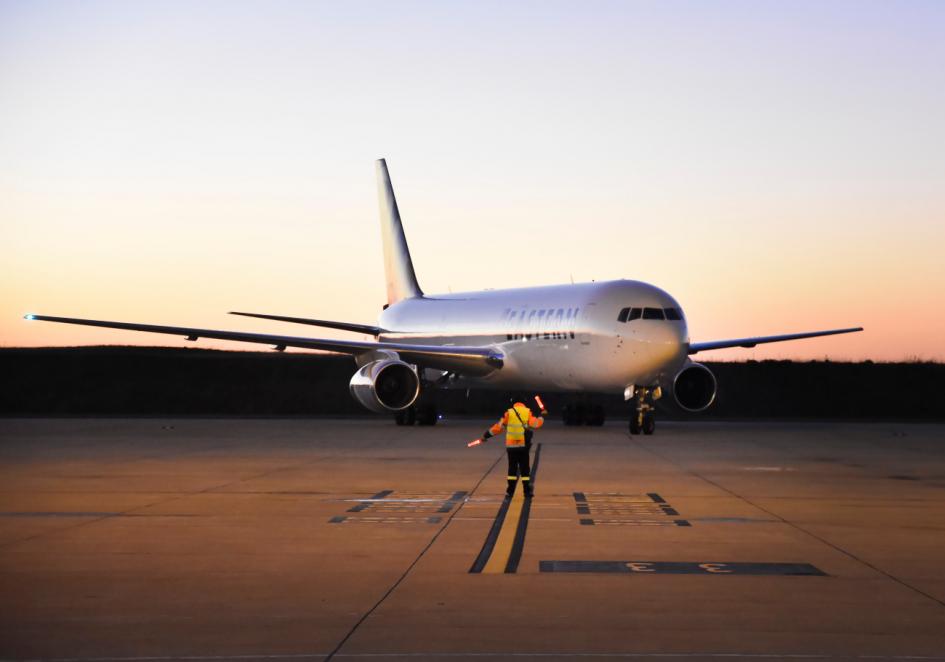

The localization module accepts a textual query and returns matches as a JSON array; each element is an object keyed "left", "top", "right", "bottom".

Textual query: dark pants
[{"left": 506, "top": 446, "right": 532, "bottom": 496}]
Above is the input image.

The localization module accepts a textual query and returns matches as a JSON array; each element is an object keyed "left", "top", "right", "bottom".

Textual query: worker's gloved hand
[
  {"left": 540, "top": 410, "right": 548, "bottom": 416},
  {"left": 482, "top": 431, "right": 493, "bottom": 441}
]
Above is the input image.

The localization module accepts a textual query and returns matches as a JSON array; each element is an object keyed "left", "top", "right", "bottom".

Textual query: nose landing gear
[{"left": 628, "top": 385, "right": 661, "bottom": 435}]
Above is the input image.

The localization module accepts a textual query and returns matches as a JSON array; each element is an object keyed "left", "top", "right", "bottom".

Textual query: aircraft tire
[
  {"left": 416, "top": 404, "right": 438, "bottom": 426},
  {"left": 562, "top": 405, "right": 578, "bottom": 426},
  {"left": 629, "top": 412, "right": 641, "bottom": 435},
  {"left": 642, "top": 412, "right": 655, "bottom": 435}
]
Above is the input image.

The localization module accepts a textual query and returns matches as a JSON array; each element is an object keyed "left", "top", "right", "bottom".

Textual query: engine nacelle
[
  {"left": 672, "top": 362, "right": 717, "bottom": 412},
  {"left": 349, "top": 359, "right": 420, "bottom": 413}
]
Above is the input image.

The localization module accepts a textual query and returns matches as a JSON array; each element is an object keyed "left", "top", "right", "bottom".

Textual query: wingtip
[{"left": 24, "top": 313, "right": 36, "bottom": 321}]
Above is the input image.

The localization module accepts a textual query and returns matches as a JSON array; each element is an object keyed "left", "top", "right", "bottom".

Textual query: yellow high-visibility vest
[{"left": 504, "top": 404, "right": 532, "bottom": 446}]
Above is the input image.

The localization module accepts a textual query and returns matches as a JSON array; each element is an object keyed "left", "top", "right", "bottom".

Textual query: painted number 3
[{"left": 699, "top": 563, "right": 732, "bottom": 574}]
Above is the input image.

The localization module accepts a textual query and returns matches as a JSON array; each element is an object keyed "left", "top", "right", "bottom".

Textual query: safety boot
[{"left": 506, "top": 478, "right": 517, "bottom": 498}]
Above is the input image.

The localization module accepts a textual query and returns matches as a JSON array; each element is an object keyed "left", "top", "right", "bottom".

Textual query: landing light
[{"left": 24, "top": 314, "right": 35, "bottom": 321}]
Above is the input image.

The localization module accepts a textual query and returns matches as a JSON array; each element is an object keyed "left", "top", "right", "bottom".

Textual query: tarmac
[{"left": 1, "top": 418, "right": 944, "bottom": 661}]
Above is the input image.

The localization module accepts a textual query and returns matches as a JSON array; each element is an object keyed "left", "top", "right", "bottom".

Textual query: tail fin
[{"left": 376, "top": 159, "right": 423, "bottom": 305}]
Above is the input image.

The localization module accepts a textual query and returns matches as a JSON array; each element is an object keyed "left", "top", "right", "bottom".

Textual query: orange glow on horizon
[{"left": 2, "top": 3, "right": 943, "bottom": 363}]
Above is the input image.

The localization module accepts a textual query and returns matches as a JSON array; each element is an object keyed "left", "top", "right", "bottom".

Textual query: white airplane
[{"left": 26, "top": 159, "right": 862, "bottom": 433}]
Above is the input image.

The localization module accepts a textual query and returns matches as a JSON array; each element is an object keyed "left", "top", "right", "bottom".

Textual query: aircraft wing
[
  {"left": 25, "top": 314, "right": 502, "bottom": 375},
  {"left": 229, "top": 311, "right": 384, "bottom": 336},
  {"left": 688, "top": 327, "right": 863, "bottom": 354}
]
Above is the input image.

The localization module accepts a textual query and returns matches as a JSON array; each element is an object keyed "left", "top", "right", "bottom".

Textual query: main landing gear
[
  {"left": 562, "top": 401, "right": 606, "bottom": 426},
  {"left": 628, "top": 386, "right": 661, "bottom": 435},
  {"left": 394, "top": 391, "right": 439, "bottom": 426}
]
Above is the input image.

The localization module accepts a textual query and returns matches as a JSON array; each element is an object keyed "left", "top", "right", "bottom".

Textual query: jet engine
[
  {"left": 349, "top": 359, "right": 420, "bottom": 413},
  {"left": 672, "top": 362, "right": 717, "bottom": 412}
]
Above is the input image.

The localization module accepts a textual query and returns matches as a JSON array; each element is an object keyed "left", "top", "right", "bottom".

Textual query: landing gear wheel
[
  {"left": 627, "top": 385, "right": 660, "bottom": 436},
  {"left": 642, "top": 412, "right": 655, "bottom": 435},
  {"left": 562, "top": 405, "right": 575, "bottom": 426},
  {"left": 416, "top": 403, "right": 438, "bottom": 426},
  {"left": 395, "top": 406, "right": 417, "bottom": 426},
  {"left": 588, "top": 404, "right": 606, "bottom": 426}
]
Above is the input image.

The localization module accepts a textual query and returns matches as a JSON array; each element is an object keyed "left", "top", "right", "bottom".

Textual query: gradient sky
[{"left": 2, "top": 1, "right": 943, "bottom": 361}]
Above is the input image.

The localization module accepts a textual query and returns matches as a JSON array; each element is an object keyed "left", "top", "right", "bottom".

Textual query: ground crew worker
[{"left": 478, "top": 397, "right": 545, "bottom": 498}]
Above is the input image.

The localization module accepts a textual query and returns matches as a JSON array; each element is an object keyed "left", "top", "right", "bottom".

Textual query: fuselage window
[
  {"left": 664, "top": 307, "right": 682, "bottom": 320},
  {"left": 617, "top": 307, "right": 630, "bottom": 323},
  {"left": 628, "top": 307, "right": 642, "bottom": 321},
  {"left": 642, "top": 307, "right": 665, "bottom": 320}
]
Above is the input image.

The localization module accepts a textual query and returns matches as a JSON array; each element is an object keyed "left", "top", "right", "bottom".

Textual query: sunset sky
[{"left": 2, "top": 1, "right": 943, "bottom": 361}]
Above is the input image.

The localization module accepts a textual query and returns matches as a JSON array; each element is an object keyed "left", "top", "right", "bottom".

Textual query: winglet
[{"left": 376, "top": 159, "right": 423, "bottom": 305}]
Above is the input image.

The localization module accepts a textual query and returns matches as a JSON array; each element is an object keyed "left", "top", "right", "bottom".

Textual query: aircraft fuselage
[{"left": 380, "top": 279, "right": 689, "bottom": 392}]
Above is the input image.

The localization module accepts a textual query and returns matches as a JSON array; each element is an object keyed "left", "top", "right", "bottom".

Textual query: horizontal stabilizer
[
  {"left": 25, "top": 314, "right": 502, "bottom": 375},
  {"left": 689, "top": 327, "right": 863, "bottom": 354},
  {"left": 229, "top": 311, "right": 383, "bottom": 336}
]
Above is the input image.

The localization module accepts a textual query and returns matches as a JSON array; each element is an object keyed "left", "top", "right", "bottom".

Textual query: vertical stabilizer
[{"left": 376, "top": 159, "right": 423, "bottom": 304}]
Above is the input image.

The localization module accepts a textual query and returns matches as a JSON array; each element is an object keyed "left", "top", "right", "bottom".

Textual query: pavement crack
[
  {"left": 630, "top": 437, "right": 945, "bottom": 611},
  {"left": 0, "top": 453, "right": 337, "bottom": 551},
  {"left": 323, "top": 450, "right": 506, "bottom": 661}
]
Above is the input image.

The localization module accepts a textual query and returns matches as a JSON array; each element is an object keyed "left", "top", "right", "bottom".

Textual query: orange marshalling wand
[
  {"left": 467, "top": 438, "right": 483, "bottom": 448},
  {"left": 534, "top": 395, "right": 546, "bottom": 412}
]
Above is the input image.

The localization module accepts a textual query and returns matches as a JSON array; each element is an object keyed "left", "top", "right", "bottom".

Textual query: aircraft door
[{"left": 579, "top": 303, "right": 595, "bottom": 346}]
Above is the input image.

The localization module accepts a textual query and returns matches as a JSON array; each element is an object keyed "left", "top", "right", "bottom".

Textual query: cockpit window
[
  {"left": 642, "top": 307, "right": 665, "bottom": 320},
  {"left": 617, "top": 307, "right": 630, "bottom": 323},
  {"left": 664, "top": 307, "right": 682, "bottom": 320},
  {"left": 628, "top": 307, "right": 642, "bottom": 321}
]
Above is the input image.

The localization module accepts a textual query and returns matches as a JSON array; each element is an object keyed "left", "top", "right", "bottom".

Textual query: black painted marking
[
  {"left": 539, "top": 561, "right": 827, "bottom": 576},
  {"left": 505, "top": 443, "right": 541, "bottom": 573},
  {"left": 426, "top": 516, "right": 442, "bottom": 524},
  {"left": 329, "top": 516, "right": 347, "bottom": 523},
  {"left": 591, "top": 520, "right": 680, "bottom": 527},
  {"left": 450, "top": 491, "right": 468, "bottom": 501},
  {"left": 571, "top": 492, "right": 688, "bottom": 527},
  {"left": 436, "top": 503, "right": 455, "bottom": 513},
  {"left": 469, "top": 496, "right": 512, "bottom": 573},
  {"left": 347, "top": 489, "right": 394, "bottom": 512}
]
